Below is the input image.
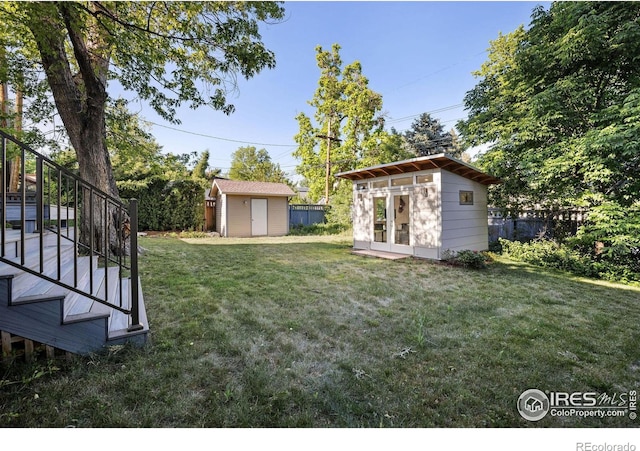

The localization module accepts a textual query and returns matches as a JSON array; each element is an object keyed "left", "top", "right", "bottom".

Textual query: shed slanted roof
[
  {"left": 212, "top": 179, "right": 296, "bottom": 197},
  {"left": 335, "top": 153, "right": 501, "bottom": 185}
]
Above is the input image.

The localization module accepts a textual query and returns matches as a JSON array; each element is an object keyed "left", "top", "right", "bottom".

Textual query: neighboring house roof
[
  {"left": 211, "top": 179, "right": 296, "bottom": 197},
  {"left": 335, "top": 153, "right": 501, "bottom": 185}
]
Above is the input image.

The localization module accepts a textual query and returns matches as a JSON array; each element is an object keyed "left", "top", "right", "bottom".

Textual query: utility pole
[{"left": 316, "top": 116, "right": 341, "bottom": 204}]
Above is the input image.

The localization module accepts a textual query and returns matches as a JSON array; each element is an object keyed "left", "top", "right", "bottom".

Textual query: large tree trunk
[
  {"left": 75, "top": 112, "right": 124, "bottom": 256},
  {"left": 25, "top": 3, "right": 124, "bottom": 255}
]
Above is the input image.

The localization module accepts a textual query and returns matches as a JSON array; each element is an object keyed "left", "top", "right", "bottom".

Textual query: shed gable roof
[
  {"left": 212, "top": 179, "right": 296, "bottom": 197},
  {"left": 335, "top": 154, "right": 501, "bottom": 185}
]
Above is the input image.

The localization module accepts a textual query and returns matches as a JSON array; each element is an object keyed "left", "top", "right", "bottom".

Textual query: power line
[
  {"left": 147, "top": 121, "right": 297, "bottom": 148},
  {"left": 386, "top": 50, "right": 488, "bottom": 93},
  {"left": 386, "top": 104, "right": 465, "bottom": 125}
]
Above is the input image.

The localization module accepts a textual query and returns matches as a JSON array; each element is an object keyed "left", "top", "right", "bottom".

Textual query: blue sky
[{"left": 121, "top": 1, "right": 547, "bottom": 179}]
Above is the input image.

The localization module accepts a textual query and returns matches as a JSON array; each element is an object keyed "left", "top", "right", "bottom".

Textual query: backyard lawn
[{"left": 1, "top": 233, "right": 639, "bottom": 427}]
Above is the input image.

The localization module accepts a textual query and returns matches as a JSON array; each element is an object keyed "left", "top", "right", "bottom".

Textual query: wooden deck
[{"left": 0, "top": 229, "right": 149, "bottom": 357}]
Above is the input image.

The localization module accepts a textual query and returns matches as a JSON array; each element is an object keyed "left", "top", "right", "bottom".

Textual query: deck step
[
  {"left": 107, "top": 277, "right": 149, "bottom": 342},
  {"left": 64, "top": 265, "right": 119, "bottom": 317},
  {"left": 15, "top": 255, "right": 98, "bottom": 303},
  {"left": 10, "top": 245, "right": 76, "bottom": 299},
  {"left": 0, "top": 228, "right": 149, "bottom": 355}
]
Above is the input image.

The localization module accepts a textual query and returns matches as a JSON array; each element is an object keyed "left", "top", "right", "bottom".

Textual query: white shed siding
[
  {"left": 410, "top": 180, "right": 440, "bottom": 250},
  {"left": 440, "top": 171, "right": 489, "bottom": 253},
  {"left": 353, "top": 190, "right": 372, "bottom": 249}
]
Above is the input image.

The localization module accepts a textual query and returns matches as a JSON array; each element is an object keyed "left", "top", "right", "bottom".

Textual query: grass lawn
[{"left": 1, "top": 233, "right": 639, "bottom": 427}]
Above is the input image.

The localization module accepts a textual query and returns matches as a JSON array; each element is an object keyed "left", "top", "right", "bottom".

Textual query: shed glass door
[
  {"left": 393, "top": 194, "right": 410, "bottom": 246},
  {"left": 371, "top": 196, "right": 391, "bottom": 251}
]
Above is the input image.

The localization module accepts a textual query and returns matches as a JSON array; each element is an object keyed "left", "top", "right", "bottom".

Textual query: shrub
[
  {"left": 168, "top": 231, "right": 213, "bottom": 239},
  {"left": 442, "top": 249, "right": 490, "bottom": 269},
  {"left": 498, "top": 238, "right": 640, "bottom": 284},
  {"left": 288, "top": 223, "right": 349, "bottom": 236}
]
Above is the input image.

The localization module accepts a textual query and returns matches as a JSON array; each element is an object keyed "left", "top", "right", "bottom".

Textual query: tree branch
[{"left": 58, "top": 2, "right": 107, "bottom": 108}]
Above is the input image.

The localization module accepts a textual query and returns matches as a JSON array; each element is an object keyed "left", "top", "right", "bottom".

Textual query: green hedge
[{"left": 119, "top": 179, "right": 205, "bottom": 231}]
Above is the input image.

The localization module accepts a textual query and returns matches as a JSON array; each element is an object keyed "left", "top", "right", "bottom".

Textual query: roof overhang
[
  {"left": 211, "top": 180, "right": 296, "bottom": 197},
  {"left": 335, "top": 154, "right": 501, "bottom": 185}
]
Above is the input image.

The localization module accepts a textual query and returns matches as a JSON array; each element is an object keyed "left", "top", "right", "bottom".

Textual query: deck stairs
[
  {"left": 0, "top": 129, "right": 148, "bottom": 357},
  {"left": 0, "top": 229, "right": 148, "bottom": 355}
]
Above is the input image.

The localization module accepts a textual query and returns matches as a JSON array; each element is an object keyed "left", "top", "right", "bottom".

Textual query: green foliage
[
  {"left": 358, "top": 129, "right": 413, "bottom": 168},
  {"left": 460, "top": 2, "right": 640, "bottom": 214},
  {"left": 293, "top": 44, "right": 409, "bottom": 227},
  {"left": 499, "top": 239, "right": 598, "bottom": 276},
  {"left": 166, "top": 231, "right": 212, "bottom": 239},
  {"left": 499, "top": 237, "right": 640, "bottom": 285},
  {"left": 106, "top": 99, "right": 180, "bottom": 187},
  {"left": 323, "top": 178, "right": 353, "bottom": 227},
  {"left": 0, "top": 360, "right": 59, "bottom": 391},
  {"left": 402, "top": 113, "right": 466, "bottom": 158},
  {"left": 14, "top": 1, "right": 285, "bottom": 122},
  {"left": 228, "top": 146, "right": 290, "bottom": 183},
  {"left": 288, "top": 222, "right": 349, "bottom": 236},
  {"left": 51, "top": 101, "right": 211, "bottom": 232},
  {"left": 0, "top": 4, "right": 60, "bottom": 150},
  {"left": 441, "top": 249, "right": 490, "bottom": 270},
  {"left": 459, "top": 2, "right": 640, "bottom": 280},
  {"left": 294, "top": 43, "right": 386, "bottom": 203},
  {"left": 576, "top": 202, "right": 640, "bottom": 253},
  {"left": 120, "top": 179, "right": 205, "bottom": 231},
  {"left": 0, "top": 1, "right": 284, "bottom": 198}
]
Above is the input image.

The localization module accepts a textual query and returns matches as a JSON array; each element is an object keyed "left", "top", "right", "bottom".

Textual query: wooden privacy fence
[
  {"left": 290, "top": 204, "right": 327, "bottom": 227},
  {"left": 488, "top": 208, "right": 587, "bottom": 242}
]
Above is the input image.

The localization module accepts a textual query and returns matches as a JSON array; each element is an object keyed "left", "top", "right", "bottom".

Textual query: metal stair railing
[{"left": 0, "top": 130, "right": 142, "bottom": 332}]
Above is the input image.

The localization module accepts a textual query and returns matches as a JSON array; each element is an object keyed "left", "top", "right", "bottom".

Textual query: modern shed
[
  {"left": 335, "top": 154, "right": 501, "bottom": 259},
  {"left": 207, "top": 179, "right": 296, "bottom": 237}
]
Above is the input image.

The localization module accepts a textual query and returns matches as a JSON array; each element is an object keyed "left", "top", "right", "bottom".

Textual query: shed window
[
  {"left": 416, "top": 174, "right": 433, "bottom": 184},
  {"left": 356, "top": 182, "right": 368, "bottom": 191},
  {"left": 372, "top": 180, "right": 388, "bottom": 189},
  {"left": 391, "top": 176, "right": 412, "bottom": 187},
  {"left": 459, "top": 191, "right": 474, "bottom": 205}
]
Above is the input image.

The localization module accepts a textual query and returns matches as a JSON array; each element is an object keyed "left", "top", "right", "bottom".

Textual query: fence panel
[
  {"left": 290, "top": 204, "right": 327, "bottom": 227},
  {"left": 488, "top": 208, "right": 587, "bottom": 242}
]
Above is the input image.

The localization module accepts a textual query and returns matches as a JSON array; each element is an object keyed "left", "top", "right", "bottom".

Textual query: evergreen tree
[{"left": 402, "top": 113, "right": 465, "bottom": 158}]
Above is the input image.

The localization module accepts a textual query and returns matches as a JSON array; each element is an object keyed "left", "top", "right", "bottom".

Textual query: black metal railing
[{"left": 0, "top": 130, "right": 142, "bottom": 331}]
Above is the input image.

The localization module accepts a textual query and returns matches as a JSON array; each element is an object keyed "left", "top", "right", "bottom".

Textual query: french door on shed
[{"left": 371, "top": 193, "right": 411, "bottom": 253}]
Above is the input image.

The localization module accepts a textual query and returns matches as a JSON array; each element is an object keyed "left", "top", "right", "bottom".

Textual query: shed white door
[
  {"left": 371, "top": 195, "right": 391, "bottom": 252},
  {"left": 251, "top": 198, "right": 268, "bottom": 236}
]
